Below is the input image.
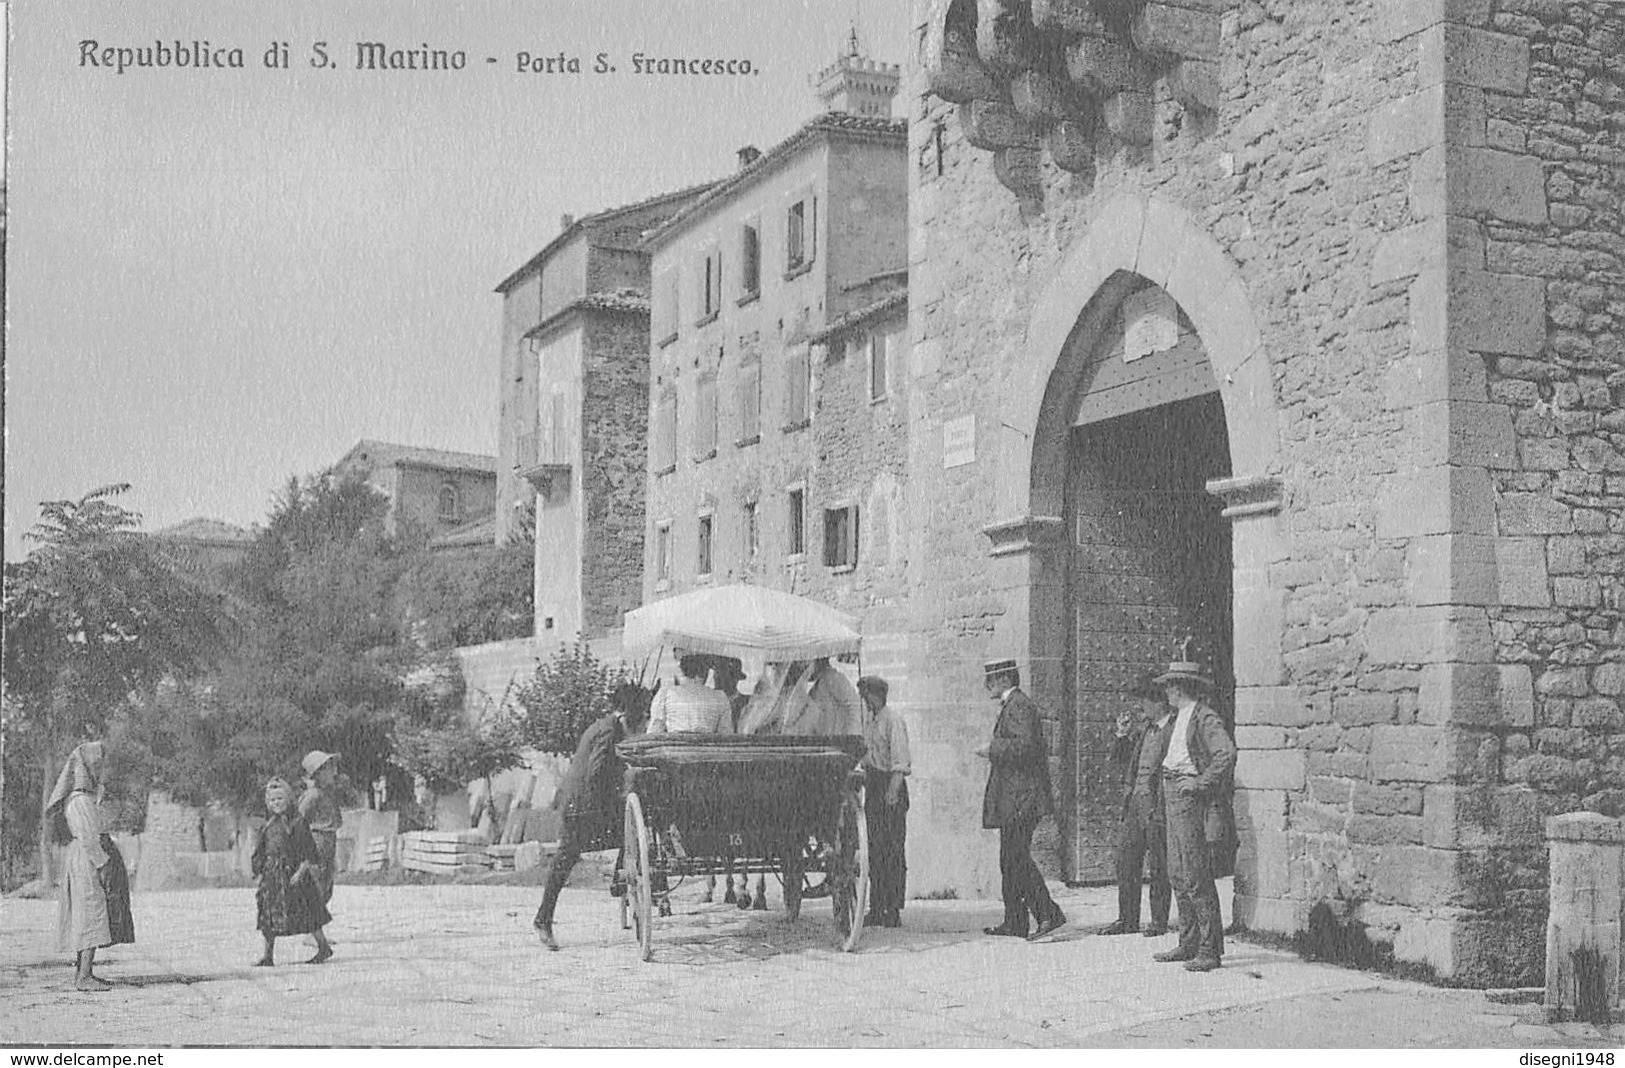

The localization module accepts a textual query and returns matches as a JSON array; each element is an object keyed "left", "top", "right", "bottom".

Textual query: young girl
[{"left": 252, "top": 777, "right": 332, "bottom": 966}]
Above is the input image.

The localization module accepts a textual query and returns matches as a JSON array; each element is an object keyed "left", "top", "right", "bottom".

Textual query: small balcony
[{"left": 515, "top": 426, "right": 572, "bottom": 498}]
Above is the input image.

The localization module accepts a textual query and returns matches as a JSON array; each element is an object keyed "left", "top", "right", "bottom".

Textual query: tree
[
  {"left": 2, "top": 484, "right": 235, "bottom": 883},
  {"left": 513, "top": 642, "right": 632, "bottom": 757}
]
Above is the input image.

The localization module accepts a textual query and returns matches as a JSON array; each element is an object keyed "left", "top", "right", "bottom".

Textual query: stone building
[
  {"left": 894, "top": 0, "right": 1624, "bottom": 984},
  {"left": 638, "top": 47, "right": 910, "bottom": 677},
  {"left": 494, "top": 187, "right": 715, "bottom": 649},
  {"left": 336, "top": 440, "right": 497, "bottom": 542}
]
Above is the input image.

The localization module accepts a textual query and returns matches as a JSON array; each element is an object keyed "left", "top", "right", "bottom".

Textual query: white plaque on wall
[
  {"left": 1123, "top": 287, "right": 1180, "bottom": 363},
  {"left": 943, "top": 414, "right": 976, "bottom": 469}
]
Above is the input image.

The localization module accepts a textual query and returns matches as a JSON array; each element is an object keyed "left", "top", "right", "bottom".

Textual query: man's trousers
[
  {"left": 1164, "top": 782, "right": 1223, "bottom": 961},
  {"left": 866, "top": 771, "right": 908, "bottom": 917},
  {"left": 1116, "top": 792, "right": 1171, "bottom": 929},
  {"left": 998, "top": 818, "right": 1060, "bottom": 933}
]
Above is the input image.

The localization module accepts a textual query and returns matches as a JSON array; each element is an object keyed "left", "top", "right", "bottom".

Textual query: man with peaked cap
[
  {"left": 1150, "top": 644, "right": 1235, "bottom": 972},
  {"left": 976, "top": 658, "right": 1067, "bottom": 941}
]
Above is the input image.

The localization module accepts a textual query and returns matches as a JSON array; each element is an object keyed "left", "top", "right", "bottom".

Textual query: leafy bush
[
  {"left": 393, "top": 708, "right": 524, "bottom": 794},
  {"left": 514, "top": 642, "right": 632, "bottom": 756}
]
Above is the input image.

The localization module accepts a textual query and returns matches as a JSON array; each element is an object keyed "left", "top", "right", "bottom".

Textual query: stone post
[{"left": 1545, "top": 812, "right": 1624, "bottom": 1022}]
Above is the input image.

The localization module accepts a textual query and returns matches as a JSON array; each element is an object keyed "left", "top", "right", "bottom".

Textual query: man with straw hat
[
  {"left": 975, "top": 657, "right": 1067, "bottom": 942},
  {"left": 1150, "top": 641, "right": 1235, "bottom": 972}
]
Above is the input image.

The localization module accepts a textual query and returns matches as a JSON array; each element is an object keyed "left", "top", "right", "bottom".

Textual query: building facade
[
  {"left": 495, "top": 187, "right": 714, "bottom": 648},
  {"left": 336, "top": 440, "right": 497, "bottom": 541},
  {"left": 893, "top": 0, "right": 1625, "bottom": 984},
  {"left": 639, "top": 72, "right": 910, "bottom": 647}
]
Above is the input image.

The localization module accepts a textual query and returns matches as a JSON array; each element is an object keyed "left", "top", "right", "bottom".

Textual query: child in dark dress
[{"left": 252, "top": 777, "right": 333, "bottom": 966}]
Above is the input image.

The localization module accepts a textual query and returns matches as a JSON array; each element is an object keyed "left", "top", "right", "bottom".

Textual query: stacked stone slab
[{"left": 908, "top": 0, "right": 1624, "bottom": 984}]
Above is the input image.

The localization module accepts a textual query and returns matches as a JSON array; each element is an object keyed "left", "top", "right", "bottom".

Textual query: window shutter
[{"left": 739, "top": 363, "right": 761, "bottom": 441}]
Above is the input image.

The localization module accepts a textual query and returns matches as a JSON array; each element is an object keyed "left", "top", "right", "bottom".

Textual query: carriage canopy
[{"left": 622, "top": 584, "right": 861, "bottom": 664}]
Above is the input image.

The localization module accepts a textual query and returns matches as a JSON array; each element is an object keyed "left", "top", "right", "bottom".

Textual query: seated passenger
[
  {"left": 648, "top": 652, "right": 733, "bottom": 735},
  {"left": 782, "top": 657, "right": 863, "bottom": 736}
]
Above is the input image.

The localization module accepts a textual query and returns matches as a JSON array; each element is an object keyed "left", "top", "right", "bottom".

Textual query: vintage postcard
[{"left": 4, "top": 0, "right": 1624, "bottom": 1053}]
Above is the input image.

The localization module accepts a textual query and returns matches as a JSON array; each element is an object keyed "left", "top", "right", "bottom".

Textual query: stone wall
[
  {"left": 582, "top": 308, "right": 653, "bottom": 635},
  {"left": 901, "top": 0, "right": 1620, "bottom": 981}
]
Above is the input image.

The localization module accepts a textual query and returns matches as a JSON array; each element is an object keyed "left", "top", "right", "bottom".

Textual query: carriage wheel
[
  {"left": 831, "top": 787, "right": 869, "bottom": 952},
  {"left": 780, "top": 837, "right": 805, "bottom": 922},
  {"left": 624, "top": 792, "right": 655, "bottom": 962}
]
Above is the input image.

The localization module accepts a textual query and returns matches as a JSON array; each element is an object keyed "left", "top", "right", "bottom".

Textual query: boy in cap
[
  {"left": 1150, "top": 645, "right": 1235, "bottom": 972},
  {"left": 975, "top": 658, "right": 1066, "bottom": 942}
]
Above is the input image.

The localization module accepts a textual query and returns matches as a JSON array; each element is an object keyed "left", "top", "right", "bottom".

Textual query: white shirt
[
  {"left": 650, "top": 676, "right": 732, "bottom": 734},
  {"left": 1161, "top": 698, "right": 1199, "bottom": 776}
]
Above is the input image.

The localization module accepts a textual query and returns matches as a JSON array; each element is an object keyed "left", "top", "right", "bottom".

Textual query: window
[
  {"left": 739, "top": 221, "right": 761, "bottom": 300},
  {"left": 654, "top": 267, "right": 680, "bottom": 345},
  {"left": 824, "top": 504, "right": 859, "bottom": 570},
  {"left": 868, "top": 330, "right": 889, "bottom": 401},
  {"left": 694, "top": 375, "right": 718, "bottom": 459},
  {"left": 784, "top": 346, "right": 810, "bottom": 429},
  {"left": 653, "top": 388, "right": 677, "bottom": 473},
  {"left": 655, "top": 522, "right": 673, "bottom": 582},
  {"left": 737, "top": 362, "right": 761, "bottom": 444},
  {"left": 743, "top": 500, "right": 759, "bottom": 559},
  {"left": 697, "top": 513, "right": 714, "bottom": 577},
  {"left": 697, "top": 245, "right": 722, "bottom": 323},
  {"left": 437, "top": 483, "right": 461, "bottom": 524},
  {"left": 786, "top": 194, "right": 816, "bottom": 275},
  {"left": 787, "top": 488, "right": 806, "bottom": 557}
]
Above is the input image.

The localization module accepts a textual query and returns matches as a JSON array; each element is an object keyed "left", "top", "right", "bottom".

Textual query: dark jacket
[
  {"left": 982, "top": 688, "right": 1054, "bottom": 829},
  {"left": 1169, "top": 701, "right": 1238, "bottom": 876},
  {"left": 1110, "top": 715, "right": 1175, "bottom": 814},
  {"left": 553, "top": 712, "right": 629, "bottom": 841}
]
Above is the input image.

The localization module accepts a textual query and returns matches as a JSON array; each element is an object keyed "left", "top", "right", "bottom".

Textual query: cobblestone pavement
[{"left": 4, "top": 879, "right": 1619, "bottom": 1047}]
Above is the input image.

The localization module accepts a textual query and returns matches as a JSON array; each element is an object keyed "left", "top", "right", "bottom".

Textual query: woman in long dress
[{"left": 44, "top": 741, "right": 135, "bottom": 992}]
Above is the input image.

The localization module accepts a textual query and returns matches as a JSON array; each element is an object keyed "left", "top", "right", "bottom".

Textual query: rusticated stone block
[
  {"left": 1066, "top": 35, "right": 1152, "bottom": 96},
  {"left": 1032, "top": 0, "right": 1105, "bottom": 33},
  {"left": 1373, "top": 845, "right": 1462, "bottom": 907},
  {"left": 993, "top": 147, "right": 1044, "bottom": 200},
  {"left": 1453, "top": 148, "right": 1548, "bottom": 226},
  {"left": 1132, "top": 2, "right": 1221, "bottom": 60},
  {"left": 1010, "top": 71, "right": 1069, "bottom": 126},
  {"left": 1101, "top": 89, "right": 1153, "bottom": 145},
  {"left": 1046, "top": 117, "right": 1096, "bottom": 173},
  {"left": 1167, "top": 59, "right": 1222, "bottom": 111},
  {"left": 1451, "top": 268, "right": 1547, "bottom": 357},
  {"left": 959, "top": 101, "right": 1040, "bottom": 151},
  {"left": 1236, "top": 748, "right": 1306, "bottom": 790},
  {"left": 1420, "top": 24, "right": 1531, "bottom": 94},
  {"left": 1235, "top": 686, "right": 1317, "bottom": 727},
  {"left": 976, "top": 0, "right": 1035, "bottom": 74},
  {"left": 923, "top": 5, "right": 999, "bottom": 104},
  {"left": 1372, "top": 725, "right": 1448, "bottom": 782}
]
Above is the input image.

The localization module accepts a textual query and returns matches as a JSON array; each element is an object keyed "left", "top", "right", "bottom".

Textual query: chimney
[
  {"left": 736, "top": 145, "right": 762, "bottom": 169},
  {"left": 560, "top": 213, "right": 575, "bottom": 231}
]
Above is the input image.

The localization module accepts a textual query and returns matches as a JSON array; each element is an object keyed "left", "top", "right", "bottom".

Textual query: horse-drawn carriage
[{"left": 615, "top": 585, "right": 871, "bottom": 962}]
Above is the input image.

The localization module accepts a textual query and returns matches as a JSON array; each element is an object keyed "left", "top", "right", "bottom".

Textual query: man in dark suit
[
  {"left": 1102, "top": 675, "right": 1176, "bottom": 937},
  {"left": 534, "top": 683, "right": 650, "bottom": 950},
  {"left": 1150, "top": 653, "right": 1235, "bottom": 972},
  {"left": 976, "top": 658, "right": 1067, "bottom": 942}
]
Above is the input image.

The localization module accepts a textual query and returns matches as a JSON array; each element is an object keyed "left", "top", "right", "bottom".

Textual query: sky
[{"left": 3, "top": 0, "right": 912, "bottom": 559}]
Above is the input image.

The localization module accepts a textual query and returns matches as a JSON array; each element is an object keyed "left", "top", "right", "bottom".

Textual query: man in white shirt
[
  {"left": 648, "top": 652, "right": 733, "bottom": 735},
  {"left": 859, "top": 675, "right": 911, "bottom": 928},
  {"left": 1151, "top": 653, "right": 1235, "bottom": 973}
]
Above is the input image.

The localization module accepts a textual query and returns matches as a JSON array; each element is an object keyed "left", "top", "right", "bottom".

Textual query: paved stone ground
[{"left": 4, "top": 879, "right": 1620, "bottom": 1047}]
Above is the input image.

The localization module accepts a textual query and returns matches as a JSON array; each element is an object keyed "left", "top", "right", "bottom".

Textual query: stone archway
[{"left": 981, "top": 192, "right": 1286, "bottom": 887}]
